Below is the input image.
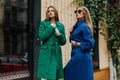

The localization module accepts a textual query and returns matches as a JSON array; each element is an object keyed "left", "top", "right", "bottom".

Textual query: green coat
[{"left": 37, "top": 20, "right": 66, "bottom": 79}]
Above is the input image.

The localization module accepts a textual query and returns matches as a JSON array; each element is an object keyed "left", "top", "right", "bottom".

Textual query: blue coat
[{"left": 64, "top": 19, "right": 95, "bottom": 80}]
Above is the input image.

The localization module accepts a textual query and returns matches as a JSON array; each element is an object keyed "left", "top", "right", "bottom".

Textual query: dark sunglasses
[{"left": 74, "top": 10, "right": 82, "bottom": 14}]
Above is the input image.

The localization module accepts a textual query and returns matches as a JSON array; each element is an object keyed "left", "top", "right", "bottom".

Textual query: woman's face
[
  {"left": 74, "top": 8, "right": 84, "bottom": 20},
  {"left": 47, "top": 7, "right": 55, "bottom": 18}
]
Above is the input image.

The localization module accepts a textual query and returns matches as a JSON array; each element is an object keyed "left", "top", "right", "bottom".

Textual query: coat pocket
[
  {"left": 38, "top": 45, "right": 51, "bottom": 64},
  {"left": 38, "top": 45, "right": 51, "bottom": 74},
  {"left": 40, "top": 45, "right": 49, "bottom": 54}
]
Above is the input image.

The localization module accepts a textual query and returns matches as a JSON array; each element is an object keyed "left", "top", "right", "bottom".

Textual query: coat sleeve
[
  {"left": 56, "top": 24, "right": 66, "bottom": 46},
  {"left": 80, "top": 25, "right": 95, "bottom": 52},
  {"left": 39, "top": 21, "right": 55, "bottom": 42}
]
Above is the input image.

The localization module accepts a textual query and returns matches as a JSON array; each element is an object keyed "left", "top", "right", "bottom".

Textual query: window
[{"left": 92, "top": 27, "right": 99, "bottom": 70}]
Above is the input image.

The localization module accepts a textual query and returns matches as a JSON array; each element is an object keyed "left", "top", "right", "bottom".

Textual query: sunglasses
[{"left": 74, "top": 10, "right": 82, "bottom": 14}]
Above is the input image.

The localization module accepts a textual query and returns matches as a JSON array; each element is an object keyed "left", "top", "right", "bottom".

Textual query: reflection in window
[
  {"left": 9, "top": 57, "right": 21, "bottom": 63},
  {"left": 0, "top": 57, "right": 6, "bottom": 62},
  {"left": 2, "top": 0, "right": 28, "bottom": 56},
  {"left": 0, "top": 0, "right": 29, "bottom": 73},
  {"left": 92, "top": 28, "right": 99, "bottom": 70}
]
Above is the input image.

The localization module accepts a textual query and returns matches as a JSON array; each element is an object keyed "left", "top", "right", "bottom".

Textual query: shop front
[{"left": 0, "top": 0, "right": 40, "bottom": 79}]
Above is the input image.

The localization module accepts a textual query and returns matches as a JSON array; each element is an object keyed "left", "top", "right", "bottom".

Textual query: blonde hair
[
  {"left": 78, "top": 6, "right": 93, "bottom": 34},
  {"left": 45, "top": 6, "right": 59, "bottom": 21}
]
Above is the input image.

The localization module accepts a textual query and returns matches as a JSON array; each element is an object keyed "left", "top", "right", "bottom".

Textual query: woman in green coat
[{"left": 37, "top": 6, "right": 66, "bottom": 80}]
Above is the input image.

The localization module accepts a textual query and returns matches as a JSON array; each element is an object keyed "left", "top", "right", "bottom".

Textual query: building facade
[{"left": 0, "top": 0, "right": 109, "bottom": 80}]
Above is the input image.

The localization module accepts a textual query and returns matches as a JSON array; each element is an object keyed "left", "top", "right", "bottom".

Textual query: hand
[
  {"left": 55, "top": 28, "right": 61, "bottom": 36},
  {"left": 71, "top": 40, "right": 76, "bottom": 45},
  {"left": 71, "top": 40, "right": 80, "bottom": 46},
  {"left": 51, "top": 23, "right": 56, "bottom": 28}
]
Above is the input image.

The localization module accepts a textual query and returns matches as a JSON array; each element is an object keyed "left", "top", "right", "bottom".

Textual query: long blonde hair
[{"left": 79, "top": 6, "right": 93, "bottom": 34}]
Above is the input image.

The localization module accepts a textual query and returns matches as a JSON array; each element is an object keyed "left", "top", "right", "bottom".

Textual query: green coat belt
[{"left": 36, "top": 20, "right": 66, "bottom": 79}]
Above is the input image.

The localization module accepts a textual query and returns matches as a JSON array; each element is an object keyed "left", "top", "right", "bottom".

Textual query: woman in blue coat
[{"left": 64, "top": 6, "right": 95, "bottom": 80}]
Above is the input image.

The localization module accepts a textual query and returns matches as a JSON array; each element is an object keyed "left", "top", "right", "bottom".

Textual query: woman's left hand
[{"left": 55, "top": 28, "right": 61, "bottom": 36}]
